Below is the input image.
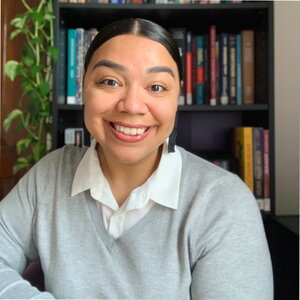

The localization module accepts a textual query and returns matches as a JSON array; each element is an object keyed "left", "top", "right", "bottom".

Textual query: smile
[{"left": 111, "top": 122, "right": 148, "bottom": 136}]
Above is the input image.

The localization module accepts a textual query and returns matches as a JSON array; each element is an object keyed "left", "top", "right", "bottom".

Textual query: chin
[{"left": 109, "top": 146, "right": 160, "bottom": 166}]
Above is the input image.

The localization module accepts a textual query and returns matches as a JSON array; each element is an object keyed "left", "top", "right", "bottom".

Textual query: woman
[{"left": 0, "top": 18, "right": 273, "bottom": 299}]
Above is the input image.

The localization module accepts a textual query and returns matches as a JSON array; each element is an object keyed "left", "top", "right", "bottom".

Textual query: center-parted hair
[{"left": 84, "top": 18, "right": 182, "bottom": 82}]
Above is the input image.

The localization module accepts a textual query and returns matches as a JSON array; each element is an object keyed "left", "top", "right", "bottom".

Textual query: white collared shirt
[{"left": 71, "top": 139, "right": 182, "bottom": 239}]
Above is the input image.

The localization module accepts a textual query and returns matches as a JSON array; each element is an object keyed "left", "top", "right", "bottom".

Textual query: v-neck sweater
[{"left": 0, "top": 145, "right": 273, "bottom": 299}]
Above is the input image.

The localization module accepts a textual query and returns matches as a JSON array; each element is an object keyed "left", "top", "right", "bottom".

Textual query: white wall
[{"left": 274, "top": 1, "right": 300, "bottom": 215}]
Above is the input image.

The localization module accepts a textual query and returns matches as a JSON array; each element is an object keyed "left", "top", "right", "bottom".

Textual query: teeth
[{"left": 114, "top": 124, "right": 147, "bottom": 136}]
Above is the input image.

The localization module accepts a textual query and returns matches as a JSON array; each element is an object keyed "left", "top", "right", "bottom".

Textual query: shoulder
[
  {"left": 177, "top": 146, "right": 258, "bottom": 215},
  {"left": 23, "top": 145, "right": 88, "bottom": 188}
]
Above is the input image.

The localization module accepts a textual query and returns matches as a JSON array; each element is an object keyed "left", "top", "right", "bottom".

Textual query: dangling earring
[{"left": 168, "top": 112, "right": 178, "bottom": 153}]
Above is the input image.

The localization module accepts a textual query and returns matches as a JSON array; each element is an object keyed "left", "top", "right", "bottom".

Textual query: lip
[{"left": 105, "top": 120, "right": 151, "bottom": 142}]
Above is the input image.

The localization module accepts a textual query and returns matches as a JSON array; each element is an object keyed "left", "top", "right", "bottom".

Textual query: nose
[{"left": 116, "top": 84, "right": 148, "bottom": 115}]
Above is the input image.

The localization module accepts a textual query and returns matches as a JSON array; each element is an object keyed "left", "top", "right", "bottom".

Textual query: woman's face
[{"left": 83, "top": 34, "right": 180, "bottom": 166}]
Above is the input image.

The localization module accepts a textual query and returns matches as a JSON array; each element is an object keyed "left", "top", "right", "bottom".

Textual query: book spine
[
  {"left": 57, "top": 27, "right": 66, "bottom": 104},
  {"left": 215, "top": 36, "right": 220, "bottom": 105},
  {"left": 203, "top": 34, "right": 210, "bottom": 105},
  {"left": 233, "top": 127, "right": 254, "bottom": 192},
  {"left": 253, "top": 127, "right": 264, "bottom": 210},
  {"left": 209, "top": 25, "right": 216, "bottom": 106},
  {"left": 255, "top": 30, "right": 268, "bottom": 104},
  {"left": 196, "top": 35, "right": 204, "bottom": 105},
  {"left": 186, "top": 31, "right": 193, "bottom": 105},
  {"left": 220, "top": 33, "right": 229, "bottom": 105},
  {"left": 242, "top": 30, "right": 255, "bottom": 104},
  {"left": 75, "top": 28, "right": 85, "bottom": 105},
  {"left": 229, "top": 34, "right": 237, "bottom": 105},
  {"left": 170, "top": 28, "right": 186, "bottom": 106},
  {"left": 67, "top": 29, "right": 77, "bottom": 105},
  {"left": 64, "top": 128, "right": 84, "bottom": 146},
  {"left": 236, "top": 34, "right": 242, "bottom": 105},
  {"left": 263, "top": 129, "right": 271, "bottom": 212},
  {"left": 191, "top": 36, "right": 197, "bottom": 105}
]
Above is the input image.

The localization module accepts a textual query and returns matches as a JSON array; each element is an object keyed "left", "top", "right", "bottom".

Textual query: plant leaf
[
  {"left": 11, "top": 14, "right": 27, "bottom": 29},
  {"left": 13, "top": 157, "right": 30, "bottom": 174},
  {"left": 32, "top": 9, "right": 44, "bottom": 23},
  {"left": 48, "top": 46, "right": 58, "bottom": 61},
  {"left": 32, "top": 142, "right": 46, "bottom": 162},
  {"left": 38, "top": 80, "right": 51, "bottom": 99},
  {"left": 4, "top": 60, "right": 20, "bottom": 81},
  {"left": 3, "top": 109, "right": 23, "bottom": 132},
  {"left": 10, "top": 28, "right": 24, "bottom": 40},
  {"left": 28, "top": 97, "right": 42, "bottom": 120},
  {"left": 40, "top": 102, "right": 51, "bottom": 117},
  {"left": 16, "top": 138, "right": 32, "bottom": 155}
]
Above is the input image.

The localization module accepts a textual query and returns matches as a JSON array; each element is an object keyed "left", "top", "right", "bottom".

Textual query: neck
[{"left": 97, "top": 144, "right": 163, "bottom": 206}]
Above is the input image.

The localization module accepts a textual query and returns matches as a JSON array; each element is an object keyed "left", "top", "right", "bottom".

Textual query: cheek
[{"left": 83, "top": 88, "right": 113, "bottom": 113}]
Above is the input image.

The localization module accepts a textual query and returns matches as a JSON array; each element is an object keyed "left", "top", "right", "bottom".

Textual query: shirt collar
[{"left": 71, "top": 139, "right": 182, "bottom": 210}]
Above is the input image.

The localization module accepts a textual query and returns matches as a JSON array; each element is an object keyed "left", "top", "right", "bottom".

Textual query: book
[
  {"left": 215, "top": 36, "right": 220, "bottom": 105},
  {"left": 241, "top": 30, "right": 255, "bottom": 104},
  {"left": 228, "top": 34, "right": 237, "bottom": 105},
  {"left": 57, "top": 27, "right": 66, "bottom": 104},
  {"left": 191, "top": 36, "right": 197, "bottom": 105},
  {"left": 255, "top": 30, "right": 268, "bottom": 104},
  {"left": 263, "top": 129, "right": 270, "bottom": 212},
  {"left": 75, "top": 28, "right": 85, "bottom": 105},
  {"left": 232, "top": 127, "right": 254, "bottom": 192},
  {"left": 67, "top": 29, "right": 77, "bottom": 105},
  {"left": 170, "top": 28, "right": 186, "bottom": 106},
  {"left": 219, "top": 33, "right": 229, "bottom": 105},
  {"left": 64, "top": 128, "right": 84, "bottom": 146},
  {"left": 236, "top": 34, "right": 242, "bottom": 105},
  {"left": 196, "top": 35, "right": 204, "bottom": 105},
  {"left": 203, "top": 34, "right": 210, "bottom": 105},
  {"left": 253, "top": 127, "right": 264, "bottom": 209},
  {"left": 185, "top": 31, "right": 193, "bottom": 105},
  {"left": 209, "top": 25, "right": 217, "bottom": 106}
]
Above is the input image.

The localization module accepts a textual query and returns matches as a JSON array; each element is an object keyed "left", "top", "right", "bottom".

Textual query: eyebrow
[
  {"left": 93, "top": 60, "right": 126, "bottom": 71},
  {"left": 147, "top": 66, "right": 175, "bottom": 79},
  {"left": 93, "top": 59, "right": 175, "bottom": 79}
]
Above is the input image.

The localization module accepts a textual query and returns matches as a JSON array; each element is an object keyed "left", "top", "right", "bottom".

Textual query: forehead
[{"left": 88, "top": 34, "right": 178, "bottom": 72}]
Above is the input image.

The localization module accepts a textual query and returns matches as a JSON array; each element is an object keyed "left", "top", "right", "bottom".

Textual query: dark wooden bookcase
[{"left": 52, "top": 0, "right": 274, "bottom": 213}]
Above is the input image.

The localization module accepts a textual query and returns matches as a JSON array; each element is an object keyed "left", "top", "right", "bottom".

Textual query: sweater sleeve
[
  {"left": 190, "top": 174, "right": 273, "bottom": 300},
  {"left": 0, "top": 167, "right": 55, "bottom": 299}
]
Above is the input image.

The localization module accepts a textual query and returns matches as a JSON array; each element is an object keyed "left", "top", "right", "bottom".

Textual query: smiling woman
[{"left": 0, "top": 18, "right": 273, "bottom": 299}]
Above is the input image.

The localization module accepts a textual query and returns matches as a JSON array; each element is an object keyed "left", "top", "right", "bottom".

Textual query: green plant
[{"left": 3, "top": 0, "right": 57, "bottom": 174}]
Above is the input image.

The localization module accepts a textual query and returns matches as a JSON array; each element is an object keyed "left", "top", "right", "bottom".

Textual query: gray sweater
[{"left": 0, "top": 145, "right": 273, "bottom": 299}]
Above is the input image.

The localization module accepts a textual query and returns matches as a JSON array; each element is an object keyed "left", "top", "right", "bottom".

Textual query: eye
[
  {"left": 98, "top": 79, "right": 120, "bottom": 87},
  {"left": 149, "top": 84, "right": 166, "bottom": 92}
]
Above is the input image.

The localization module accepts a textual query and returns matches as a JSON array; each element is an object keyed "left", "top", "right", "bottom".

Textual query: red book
[
  {"left": 263, "top": 129, "right": 270, "bottom": 212},
  {"left": 210, "top": 25, "right": 216, "bottom": 106},
  {"left": 186, "top": 31, "right": 193, "bottom": 105}
]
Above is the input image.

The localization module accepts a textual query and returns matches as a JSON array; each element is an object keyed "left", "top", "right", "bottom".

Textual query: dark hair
[{"left": 84, "top": 18, "right": 182, "bottom": 81}]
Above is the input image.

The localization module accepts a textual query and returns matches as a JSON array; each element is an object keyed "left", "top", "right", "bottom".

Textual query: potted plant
[{"left": 3, "top": 0, "right": 57, "bottom": 174}]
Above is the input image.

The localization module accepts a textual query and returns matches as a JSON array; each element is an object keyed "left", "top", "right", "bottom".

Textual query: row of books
[
  {"left": 62, "top": 26, "right": 257, "bottom": 106},
  {"left": 171, "top": 27, "right": 256, "bottom": 106},
  {"left": 231, "top": 127, "right": 270, "bottom": 212},
  {"left": 58, "top": 28, "right": 98, "bottom": 105},
  {"left": 59, "top": 0, "right": 243, "bottom": 4}
]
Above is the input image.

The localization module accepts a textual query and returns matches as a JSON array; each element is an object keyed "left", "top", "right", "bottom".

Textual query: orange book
[
  {"left": 232, "top": 127, "right": 254, "bottom": 192},
  {"left": 241, "top": 30, "right": 255, "bottom": 104}
]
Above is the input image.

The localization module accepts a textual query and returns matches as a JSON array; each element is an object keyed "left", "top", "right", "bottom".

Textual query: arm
[
  {"left": 0, "top": 169, "right": 55, "bottom": 299},
  {"left": 190, "top": 175, "right": 273, "bottom": 299}
]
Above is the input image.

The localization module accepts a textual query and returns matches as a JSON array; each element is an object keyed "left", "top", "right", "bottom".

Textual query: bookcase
[{"left": 52, "top": 1, "right": 274, "bottom": 213}]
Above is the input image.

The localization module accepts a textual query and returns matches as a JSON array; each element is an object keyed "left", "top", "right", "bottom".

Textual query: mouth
[{"left": 110, "top": 122, "right": 149, "bottom": 136}]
